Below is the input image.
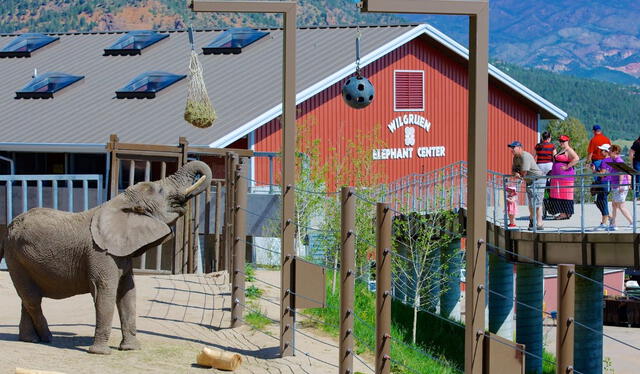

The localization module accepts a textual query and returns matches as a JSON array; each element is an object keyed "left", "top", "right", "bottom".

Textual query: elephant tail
[{"left": 0, "top": 238, "right": 4, "bottom": 265}]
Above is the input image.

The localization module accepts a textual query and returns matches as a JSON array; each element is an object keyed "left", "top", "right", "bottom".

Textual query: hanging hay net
[{"left": 184, "top": 49, "right": 217, "bottom": 128}]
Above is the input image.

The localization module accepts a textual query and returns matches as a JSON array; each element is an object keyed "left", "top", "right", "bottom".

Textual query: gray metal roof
[{"left": 0, "top": 24, "right": 565, "bottom": 151}]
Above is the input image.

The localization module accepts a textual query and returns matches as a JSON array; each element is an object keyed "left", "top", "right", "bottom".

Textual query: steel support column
[
  {"left": 516, "top": 263, "right": 543, "bottom": 374},
  {"left": 575, "top": 266, "right": 603, "bottom": 374},
  {"left": 488, "top": 253, "right": 514, "bottom": 339},
  {"left": 441, "top": 239, "right": 462, "bottom": 320}
]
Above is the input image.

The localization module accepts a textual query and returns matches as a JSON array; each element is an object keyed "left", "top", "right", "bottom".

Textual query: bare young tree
[{"left": 392, "top": 206, "right": 461, "bottom": 344}]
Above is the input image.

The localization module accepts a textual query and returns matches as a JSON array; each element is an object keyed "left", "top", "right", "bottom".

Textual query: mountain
[
  {"left": 494, "top": 61, "right": 640, "bottom": 142},
  {"left": 0, "top": 0, "right": 405, "bottom": 33},
  {"left": 403, "top": 0, "right": 640, "bottom": 86}
]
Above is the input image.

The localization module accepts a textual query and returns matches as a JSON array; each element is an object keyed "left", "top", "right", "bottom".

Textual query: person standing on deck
[
  {"left": 586, "top": 125, "right": 611, "bottom": 170},
  {"left": 509, "top": 141, "right": 545, "bottom": 230},
  {"left": 535, "top": 131, "right": 556, "bottom": 176},
  {"left": 629, "top": 135, "right": 640, "bottom": 198}
]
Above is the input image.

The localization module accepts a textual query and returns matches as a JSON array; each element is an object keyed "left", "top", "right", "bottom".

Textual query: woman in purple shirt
[{"left": 600, "top": 144, "right": 632, "bottom": 230}]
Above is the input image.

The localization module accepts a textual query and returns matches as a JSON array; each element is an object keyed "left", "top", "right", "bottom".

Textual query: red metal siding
[{"left": 253, "top": 39, "right": 539, "bottom": 186}]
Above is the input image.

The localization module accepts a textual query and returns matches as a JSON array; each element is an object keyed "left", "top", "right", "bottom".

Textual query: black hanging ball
[{"left": 342, "top": 74, "right": 374, "bottom": 109}]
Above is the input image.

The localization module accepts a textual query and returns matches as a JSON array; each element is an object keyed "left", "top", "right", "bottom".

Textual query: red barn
[{"left": 0, "top": 25, "right": 565, "bottom": 183}]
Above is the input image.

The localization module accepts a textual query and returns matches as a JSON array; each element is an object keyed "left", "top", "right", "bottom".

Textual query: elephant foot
[
  {"left": 18, "top": 332, "right": 40, "bottom": 343},
  {"left": 88, "top": 343, "right": 112, "bottom": 355},
  {"left": 38, "top": 331, "right": 52, "bottom": 343},
  {"left": 119, "top": 337, "right": 141, "bottom": 351}
]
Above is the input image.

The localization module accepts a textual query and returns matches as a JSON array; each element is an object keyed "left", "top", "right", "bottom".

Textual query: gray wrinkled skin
[{"left": 0, "top": 161, "right": 211, "bottom": 354}]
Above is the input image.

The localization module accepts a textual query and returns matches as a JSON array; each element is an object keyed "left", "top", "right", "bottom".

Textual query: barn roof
[{"left": 0, "top": 24, "right": 566, "bottom": 152}]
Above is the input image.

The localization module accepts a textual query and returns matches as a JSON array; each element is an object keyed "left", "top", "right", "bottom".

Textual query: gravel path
[{"left": 0, "top": 270, "right": 372, "bottom": 373}]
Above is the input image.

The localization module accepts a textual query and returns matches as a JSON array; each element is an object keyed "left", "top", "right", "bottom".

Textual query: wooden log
[
  {"left": 196, "top": 347, "right": 242, "bottom": 371},
  {"left": 16, "top": 368, "right": 66, "bottom": 374}
]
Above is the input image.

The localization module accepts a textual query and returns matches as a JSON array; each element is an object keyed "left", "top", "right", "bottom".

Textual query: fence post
[
  {"left": 232, "top": 159, "right": 247, "bottom": 328},
  {"left": 501, "top": 175, "right": 507, "bottom": 228},
  {"left": 340, "top": 187, "right": 356, "bottom": 374},
  {"left": 376, "top": 202, "right": 392, "bottom": 374},
  {"left": 633, "top": 177, "right": 637, "bottom": 234},
  {"left": 214, "top": 180, "right": 222, "bottom": 272},
  {"left": 580, "top": 177, "right": 585, "bottom": 234},
  {"left": 224, "top": 152, "right": 239, "bottom": 276},
  {"left": 556, "top": 264, "right": 575, "bottom": 374}
]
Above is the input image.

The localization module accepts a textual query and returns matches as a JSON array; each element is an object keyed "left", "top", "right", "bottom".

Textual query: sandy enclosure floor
[{"left": 0, "top": 270, "right": 373, "bottom": 374}]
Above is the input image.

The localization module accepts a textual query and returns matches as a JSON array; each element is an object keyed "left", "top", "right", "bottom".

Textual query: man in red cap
[{"left": 586, "top": 125, "right": 611, "bottom": 170}]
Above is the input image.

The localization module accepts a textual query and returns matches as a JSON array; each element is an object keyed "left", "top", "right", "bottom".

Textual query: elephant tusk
[{"left": 183, "top": 175, "right": 207, "bottom": 196}]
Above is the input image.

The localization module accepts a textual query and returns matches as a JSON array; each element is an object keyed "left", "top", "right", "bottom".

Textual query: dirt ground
[{"left": 0, "top": 270, "right": 373, "bottom": 374}]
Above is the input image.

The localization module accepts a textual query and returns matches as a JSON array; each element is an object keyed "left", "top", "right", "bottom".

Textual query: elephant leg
[
  {"left": 88, "top": 285, "right": 116, "bottom": 355},
  {"left": 116, "top": 274, "right": 140, "bottom": 351},
  {"left": 21, "top": 299, "right": 52, "bottom": 343},
  {"left": 19, "top": 304, "right": 40, "bottom": 343},
  {"left": 9, "top": 267, "right": 51, "bottom": 343}
]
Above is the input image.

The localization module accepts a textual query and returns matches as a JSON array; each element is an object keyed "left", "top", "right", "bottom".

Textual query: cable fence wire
[
  {"left": 236, "top": 300, "right": 340, "bottom": 369},
  {"left": 482, "top": 332, "right": 558, "bottom": 368},
  {"left": 236, "top": 270, "right": 281, "bottom": 289},
  {"left": 572, "top": 319, "right": 640, "bottom": 352},
  {"left": 573, "top": 271, "right": 640, "bottom": 302}
]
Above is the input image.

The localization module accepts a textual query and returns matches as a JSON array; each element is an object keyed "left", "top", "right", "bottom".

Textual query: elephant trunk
[{"left": 166, "top": 161, "right": 212, "bottom": 199}]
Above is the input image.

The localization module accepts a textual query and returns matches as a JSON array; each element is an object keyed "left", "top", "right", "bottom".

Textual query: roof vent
[
  {"left": 0, "top": 33, "right": 59, "bottom": 58},
  {"left": 104, "top": 31, "right": 169, "bottom": 56},
  {"left": 203, "top": 27, "right": 269, "bottom": 55},
  {"left": 15, "top": 72, "right": 84, "bottom": 99},
  {"left": 116, "top": 71, "right": 186, "bottom": 99}
]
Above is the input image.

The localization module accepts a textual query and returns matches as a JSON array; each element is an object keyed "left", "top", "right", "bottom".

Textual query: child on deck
[{"left": 507, "top": 185, "right": 518, "bottom": 228}]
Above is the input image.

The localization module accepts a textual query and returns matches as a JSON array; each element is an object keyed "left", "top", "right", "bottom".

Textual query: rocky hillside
[
  {"left": 0, "top": 0, "right": 405, "bottom": 33},
  {"left": 405, "top": 0, "right": 640, "bottom": 86}
]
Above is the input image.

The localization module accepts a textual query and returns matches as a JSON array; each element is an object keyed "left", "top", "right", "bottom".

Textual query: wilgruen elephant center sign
[{"left": 372, "top": 114, "right": 446, "bottom": 161}]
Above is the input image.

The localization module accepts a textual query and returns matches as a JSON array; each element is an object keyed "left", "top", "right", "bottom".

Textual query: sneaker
[
  {"left": 528, "top": 221, "right": 533, "bottom": 229},
  {"left": 608, "top": 225, "right": 618, "bottom": 231},
  {"left": 508, "top": 223, "right": 517, "bottom": 229},
  {"left": 595, "top": 224, "right": 607, "bottom": 231}
]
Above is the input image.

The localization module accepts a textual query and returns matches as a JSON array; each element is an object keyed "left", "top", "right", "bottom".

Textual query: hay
[{"left": 184, "top": 49, "right": 216, "bottom": 128}]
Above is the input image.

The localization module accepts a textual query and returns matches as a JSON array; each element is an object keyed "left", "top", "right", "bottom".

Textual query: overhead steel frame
[
  {"left": 191, "top": 0, "right": 297, "bottom": 357},
  {"left": 361, "top": 1, "right": 489, "bottom": 373}
]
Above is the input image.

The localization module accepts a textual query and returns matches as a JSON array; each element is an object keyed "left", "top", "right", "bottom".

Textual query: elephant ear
[{"left": 91, "top": 197, "right": 171, "bottom": 257}]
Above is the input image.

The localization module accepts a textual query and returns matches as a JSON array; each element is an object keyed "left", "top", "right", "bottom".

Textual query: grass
[
  {"left": 244, "top": 307, "right": 272, "bottom": 331},
  {"left": 245, "top": 285, "right": 264, "bottom": 300},
  {"left": 245, "top": 263, "right": 256, "bottom": 282},
  {"left": 306, "top": 272, "right": 462, "bottom": 374}
]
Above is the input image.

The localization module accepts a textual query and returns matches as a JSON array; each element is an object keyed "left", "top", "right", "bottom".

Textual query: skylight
[
  {"left": 116, "top": 71, "right": 186, "bottom": 99},
  {"left": 203, "top": 27, "right": 269, "bottom": 55},
  {"left": 104, "top": 31, "right": 169, "bottom": 56},
  {"left": 15, "top": 72, "right": 84, "bottom": 99},
  {"left": 0, "top": 33, "right": 59, "bottom": 58}
]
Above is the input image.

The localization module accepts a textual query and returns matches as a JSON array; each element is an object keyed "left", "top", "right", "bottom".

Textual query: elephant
[{"left": 0, "top": 160, "right": 212, "bottom": 354}]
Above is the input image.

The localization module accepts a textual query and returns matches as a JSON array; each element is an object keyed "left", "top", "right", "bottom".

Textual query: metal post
[
  {"left": 232, "top": 159, "right": 247, "bottom": 328},
  {"left": 501, "top": 176, "right": 507, "bottom": 227},
  {"left": 340, "top": 187, "right": 356, "bottom": 374},
  {"left": 214, "top": 180, "right": 222, "bottom": 271},
  {"left": 580, "top": 177, "right": 585, "bottom": 234},
  {"left": 633, "top": 177, "right": 637, "bottom": 234},
  {"left": 225, "top": 152, "right": 239, "bottom": 276},
  {"left": 557, "top": 264, "right": 575, "bottom": 374},
  {"left": 279, "top": 2, "right": 297, "bottom": 357},
  {"left": 376, "top": 202, "right": 392, "bottom": 374}
]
